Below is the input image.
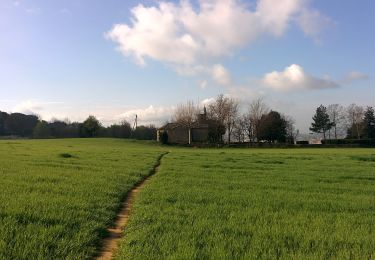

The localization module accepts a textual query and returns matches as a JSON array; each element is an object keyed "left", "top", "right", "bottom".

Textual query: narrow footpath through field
[{"left": 95, "top": 152, "right": 169, "bottom": 260}]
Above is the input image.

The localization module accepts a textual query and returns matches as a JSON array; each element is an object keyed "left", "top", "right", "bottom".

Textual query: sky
[{"left": 0, "top": 0, "right": 374, "bottom": 132}]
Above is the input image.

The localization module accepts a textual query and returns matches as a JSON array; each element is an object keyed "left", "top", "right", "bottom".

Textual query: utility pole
[{"left": 133, "top": 114, "right": 138, "bottom": 130}]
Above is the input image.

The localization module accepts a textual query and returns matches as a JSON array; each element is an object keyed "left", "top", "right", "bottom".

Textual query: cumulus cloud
[
  {"left": 262, "top": 64, "right": 339, "bottom": 91},
  {"left": 13, "top": 100, "right": 43, "bottom": 115},
  {"left": 106, "top": 0, "right": 331, "bottom": 84},
  {"left": 117, "top": 105, "right": 175, "bottom": 125}
]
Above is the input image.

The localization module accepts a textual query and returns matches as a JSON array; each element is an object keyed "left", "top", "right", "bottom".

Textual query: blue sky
[{"left": 0, "top": 0, "right": 374, "bottom": 132}]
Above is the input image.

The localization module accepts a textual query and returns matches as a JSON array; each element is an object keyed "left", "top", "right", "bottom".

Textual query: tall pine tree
[
  {"left": 363, "top": 106, "right": 375, "bottom": 138},
  {"left": 310, "top": 105, "right": 334, "bottom": 140}
]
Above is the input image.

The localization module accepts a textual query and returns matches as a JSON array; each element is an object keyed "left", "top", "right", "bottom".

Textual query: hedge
[{"left": 322, "top": 139, "right": 375, "bottom": 145}]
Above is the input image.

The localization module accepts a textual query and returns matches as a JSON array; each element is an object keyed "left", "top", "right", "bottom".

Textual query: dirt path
[{"left": 95, "top": 152, "right": 168, "bottom": 260}]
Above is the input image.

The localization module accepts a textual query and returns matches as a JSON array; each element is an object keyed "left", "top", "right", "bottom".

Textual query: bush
[{"left": 296, "top": 141, "right": 309, "bottom": 145}]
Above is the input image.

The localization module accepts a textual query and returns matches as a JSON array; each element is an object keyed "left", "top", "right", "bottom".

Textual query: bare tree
[
  {"left": 173, "top": 101, "right": 198, "bottom": 144},
  {"left": 243, "top": 113, "right": 253, "bottom": 142},
  {"left": 173, "top": 101, "right": 198, "bottom": 125},
  {"left": 233, "top": 115, "right": 246, "bottom": 143},
  {"left": 208, "top": 94, "right": 227, "bottom": 124},
  {"left": 225, "top": 98, "right": 239, "bottom": 143},
  {"left": 207, "top": 94, "right": 239, "bottom": 143},
  {"left": 346, "top": 104, "right": 364, "bottom": 139},
  {"left": 283, "top": 115, "right": 299, "bottom": 144},
  {"left": 327, "top": 104, "right": 345, "bottom": 139},
  {"left": 248, "top": 98, "right": 269, "bottom": 141}
]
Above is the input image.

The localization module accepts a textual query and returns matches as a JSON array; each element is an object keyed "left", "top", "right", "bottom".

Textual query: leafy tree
[
  {"left": 363, "top": 106, "right": 375, "bottom": 138},
  {"left": 132, "top": 125, "right": 157, "bottom": 140},
  {"left": 5, "top": 113, "right": 39, "bottom": 137},
  {"left": 0, "top": 111, "right": 8, "bottom": 135},
  {"left": 49, "top": 120, "right": 68, "bottom": 138},
  {"left": 258, "top": 111, "right": 287, "bottom": 143},
  {"left": 108, "top": 120, "right": 132, "bottom": 138},
  {"left": 310, "top": 105, "right": 333, "bottom": 140},
  {"left": 81, "top": 116, "right": 101, "bottom": 137},
  {"left": 33, "top": 121, "right": 51, "bottom": 139}
]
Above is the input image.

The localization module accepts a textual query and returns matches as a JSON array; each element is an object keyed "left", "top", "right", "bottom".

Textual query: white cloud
[
  {"left": 344, "top": 71, "right": 369, "bottom": 83},
  {"left": 116, "top": 105, "right": 175, "bottom": 126},
  {"left": 297, "top": 8, "right": 333, "bottom": 40},
  {"left": 256, "top": 0, "right": 302, "bottom": 36},
  {"left": 12, "top": 100, "right": 64, "bottom": 116},
  {"left": 211, "top": 64, "right": 232, "bottom": 86},
  {"left": 106, "top": 0, "right": 331, "bottom": 83},
  {"left": 201, "top": 97, "right": 215, "bottom": 106},
  {"left": 262, "top": 64, "right": 339, "bottom": 91}
]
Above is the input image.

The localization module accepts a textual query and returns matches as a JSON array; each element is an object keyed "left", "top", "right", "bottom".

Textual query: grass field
[
  {"left": 117, "top": 148, "right": 375, "bottom": 259},
  {"left": 0, "top": 139, "right": 164, "bottom": 259},
  {"left": 1, "top": 139, "right": 375, "bottom": 259}
]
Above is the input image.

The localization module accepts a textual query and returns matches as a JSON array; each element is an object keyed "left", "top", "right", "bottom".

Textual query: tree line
[
  {"left": 2, "top": 99, "right": 374, "bottom": 143},
  {"left": 0, "top": 112, "right": 156, "bottom": 140},
  {"left": 172, "top": 95, "right": 375, "bottom": 144},
  {"left": 173, "top": 95, "right": 297, "bottom": 144},
  {"left": 310, "top": 104, "right": 375, "bottom": 140}
]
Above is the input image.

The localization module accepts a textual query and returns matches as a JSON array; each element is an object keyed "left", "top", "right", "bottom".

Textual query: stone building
[{"left": 157, "top": 107, "right": 217, "bottom": 144}]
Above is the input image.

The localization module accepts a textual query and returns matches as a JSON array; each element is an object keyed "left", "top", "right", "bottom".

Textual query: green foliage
[
  {"left": 0, "top": 139, "right": 164, "bottom": 259},
  {"left": 33, "top": 121, "right": 51, "bottom": 139},
  {"left": 0, "top": 112, "right": 7, "bottom": 135},
  {"left": 108, "top": 121, "right": 132, "bottom": 138},
  {"left": 310, "top": 105, "right": 334, "bottom": 139},
  {"left": 132, "top": 125, "right": 157, "bottom": 140},
  {"left": 117, "top": 147, "right": 375, "bottom": 259},
  {"left": 363, "top": 106, "right": 375, "bottom": 138},
  {"left": 81, "top": 116, "right": 101, "bottom": 137},
  {"left": 0, "top": 112, "right": 39, "bottom": 137},
  {"left": 258, "top": 110, "right": 287, "bottom": 143}
]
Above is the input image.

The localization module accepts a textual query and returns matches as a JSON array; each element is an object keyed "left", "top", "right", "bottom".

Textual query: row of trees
[
  {"left": 310, "top": 104, "right": 375, "bottom": 139},
  {"left": 0, "top": 111, "right": 156, "bottom": 140},
  {"left": 0, "top": 112, "right": 39, "bottom": 137},
  {"left": 173, "top": 95, "right": 297, "bottom": 143}
]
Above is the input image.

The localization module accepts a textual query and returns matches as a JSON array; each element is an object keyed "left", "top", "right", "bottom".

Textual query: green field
[
  {"left": 118, "top": 148, "right": 375, "bottom": 259},
  {"left": 0, "top": 139, "right": 165, "bottom": 259},
  {"left": 1, "top": 139, "right": 375, "bottom": 259}
]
